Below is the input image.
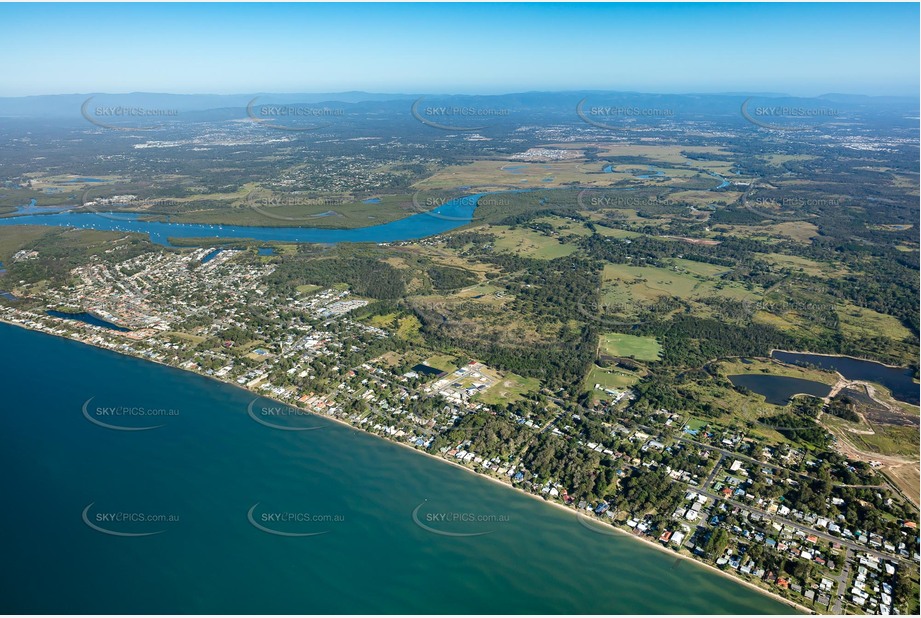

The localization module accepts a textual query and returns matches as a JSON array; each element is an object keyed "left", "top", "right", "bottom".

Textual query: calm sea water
[{"left": 0, "top": 323, "right": 794, "bottom": 614}]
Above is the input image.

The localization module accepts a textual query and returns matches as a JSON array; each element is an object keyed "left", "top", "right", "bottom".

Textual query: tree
[{"left": 705, "top": 527, "right": 730, "bottom": 557}]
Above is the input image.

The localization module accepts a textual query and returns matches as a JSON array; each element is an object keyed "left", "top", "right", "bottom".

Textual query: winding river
[{"left": 0, "top": 194, "right": 483, "bottom": 246}]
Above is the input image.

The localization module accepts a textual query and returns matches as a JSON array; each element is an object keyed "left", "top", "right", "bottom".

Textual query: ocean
[{"left": 0, "top": 322, "right": 794, "bottom": 614}]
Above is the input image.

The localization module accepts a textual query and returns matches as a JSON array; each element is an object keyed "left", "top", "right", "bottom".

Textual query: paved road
[
  {"left": 833, "top": 546, "right": 852, "bottom": 614},
  {"left": 702, "top": 453, "right": 725, "bottom": 490}
]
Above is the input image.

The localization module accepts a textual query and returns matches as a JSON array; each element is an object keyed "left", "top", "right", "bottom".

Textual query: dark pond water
[
  {"left": 728, "top": 374, "right": 832, "bottom": 406},
  {"left": 772, "top": 351, "right": 918, "bottom": 405}
]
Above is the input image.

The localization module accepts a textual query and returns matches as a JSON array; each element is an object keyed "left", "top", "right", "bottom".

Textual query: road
[
  {"left": 693, "top": 485, "right": 912, "bottom": 567},
  {"left": 702, "top": 453, "right": 725, "bottom": 490},
  {"left": 833, "top": 546, "right": 852, "bottom": 614}
]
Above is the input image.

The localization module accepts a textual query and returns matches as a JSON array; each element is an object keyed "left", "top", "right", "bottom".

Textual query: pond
[
  {"left": 728, "top": 374, "right": 832, "bottom": 406},
  {"left": 771, "top": 351, "right": 918, "bottom": 405}
]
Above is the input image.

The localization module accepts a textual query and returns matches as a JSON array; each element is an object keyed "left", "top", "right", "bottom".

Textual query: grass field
[
  {"left": 757, "top": 253, "right": 847, "bottom": 278},
  {"left": 476, "top": 372, "right": 540, "bottom": 405},
  {"left": 586, "top": 364, "right": 641, "bottom": 398},
  {"left": 837, "top": 303, "right": 915, "bottom": 342},
  {"left": 601, "top": 262, "right": 759, "bottom": 311},
  {"left": 414, "top": 144, "right": 742, "bottom": 194},
  {"left": 532, "top": 215, "right": 594, "bottom": 237},
  {"left": 490, "top": 225, "right": 579, "bottom": 259},
  {"left": 168, "top": 192, "right": 415, "bottom": 228},
  {"left": 847, "top": 424, "right": 920, "bottom": 459},
  {"left": 599, "top": 333, "right": 662, "bottom": 361},
  {"left": 395, "top": 315, "right": 423, "bottom": 342},
  {"left": 424, "top": 353, "right": 458, "bottom": 373},
  {"left": 368, "top": 312, "right": 399, "bottom": 329},
  {"left": 163, "top": 331, "right": 206, "bottom": 346},
  {"left": 671, "top": 258, "right": 731, "bottom": 278},
  {"left": 295, "top": 284, "right": 322, "bottom": 295}
]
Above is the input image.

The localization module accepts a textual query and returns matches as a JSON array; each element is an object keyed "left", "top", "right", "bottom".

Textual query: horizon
[{"left": 4, "top": 88, "right": 920, "bottom": 99}]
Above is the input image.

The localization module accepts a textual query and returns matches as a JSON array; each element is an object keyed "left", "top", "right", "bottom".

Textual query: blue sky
[{"left": 1, "top": 3, "right": 918, "bottom": 97}]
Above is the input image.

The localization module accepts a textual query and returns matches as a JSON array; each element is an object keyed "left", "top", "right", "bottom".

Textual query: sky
[{"left": 1, "top": 2, "right": 918, "bottom": 97}]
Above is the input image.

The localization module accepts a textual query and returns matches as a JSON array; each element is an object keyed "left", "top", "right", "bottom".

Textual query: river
[{"left": 0, "top": 194, "right": 483, "bottom": 246}]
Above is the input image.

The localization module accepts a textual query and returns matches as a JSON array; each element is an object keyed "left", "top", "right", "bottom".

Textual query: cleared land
[
  {"left": 490, "top": 225, "right": 579, "bottom": 259},
  {"left": 600, "top": 333, "right": 662, "bottom": 361}
]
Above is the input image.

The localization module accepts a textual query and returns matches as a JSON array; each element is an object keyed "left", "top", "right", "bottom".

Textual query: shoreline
[{"left": 0, "top": 315, "right": 816, "bottom": 614}]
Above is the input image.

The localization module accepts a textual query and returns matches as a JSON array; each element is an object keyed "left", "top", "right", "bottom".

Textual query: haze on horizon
[{"left": 0, "top": 2, "right": 918, "bottom": 98}]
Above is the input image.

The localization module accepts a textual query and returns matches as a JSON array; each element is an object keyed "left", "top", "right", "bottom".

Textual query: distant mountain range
[{"left": 0, "top": 90, "right": 915, "bottom": 119}]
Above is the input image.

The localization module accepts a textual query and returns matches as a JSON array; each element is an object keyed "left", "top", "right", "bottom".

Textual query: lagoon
[{"left": 46, "top": 310, "right": 130, "bottom": 332}]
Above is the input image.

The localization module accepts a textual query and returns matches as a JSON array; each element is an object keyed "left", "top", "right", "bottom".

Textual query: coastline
[{"left": 1, "top": 315, "right": 815, "bottom": 614}]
